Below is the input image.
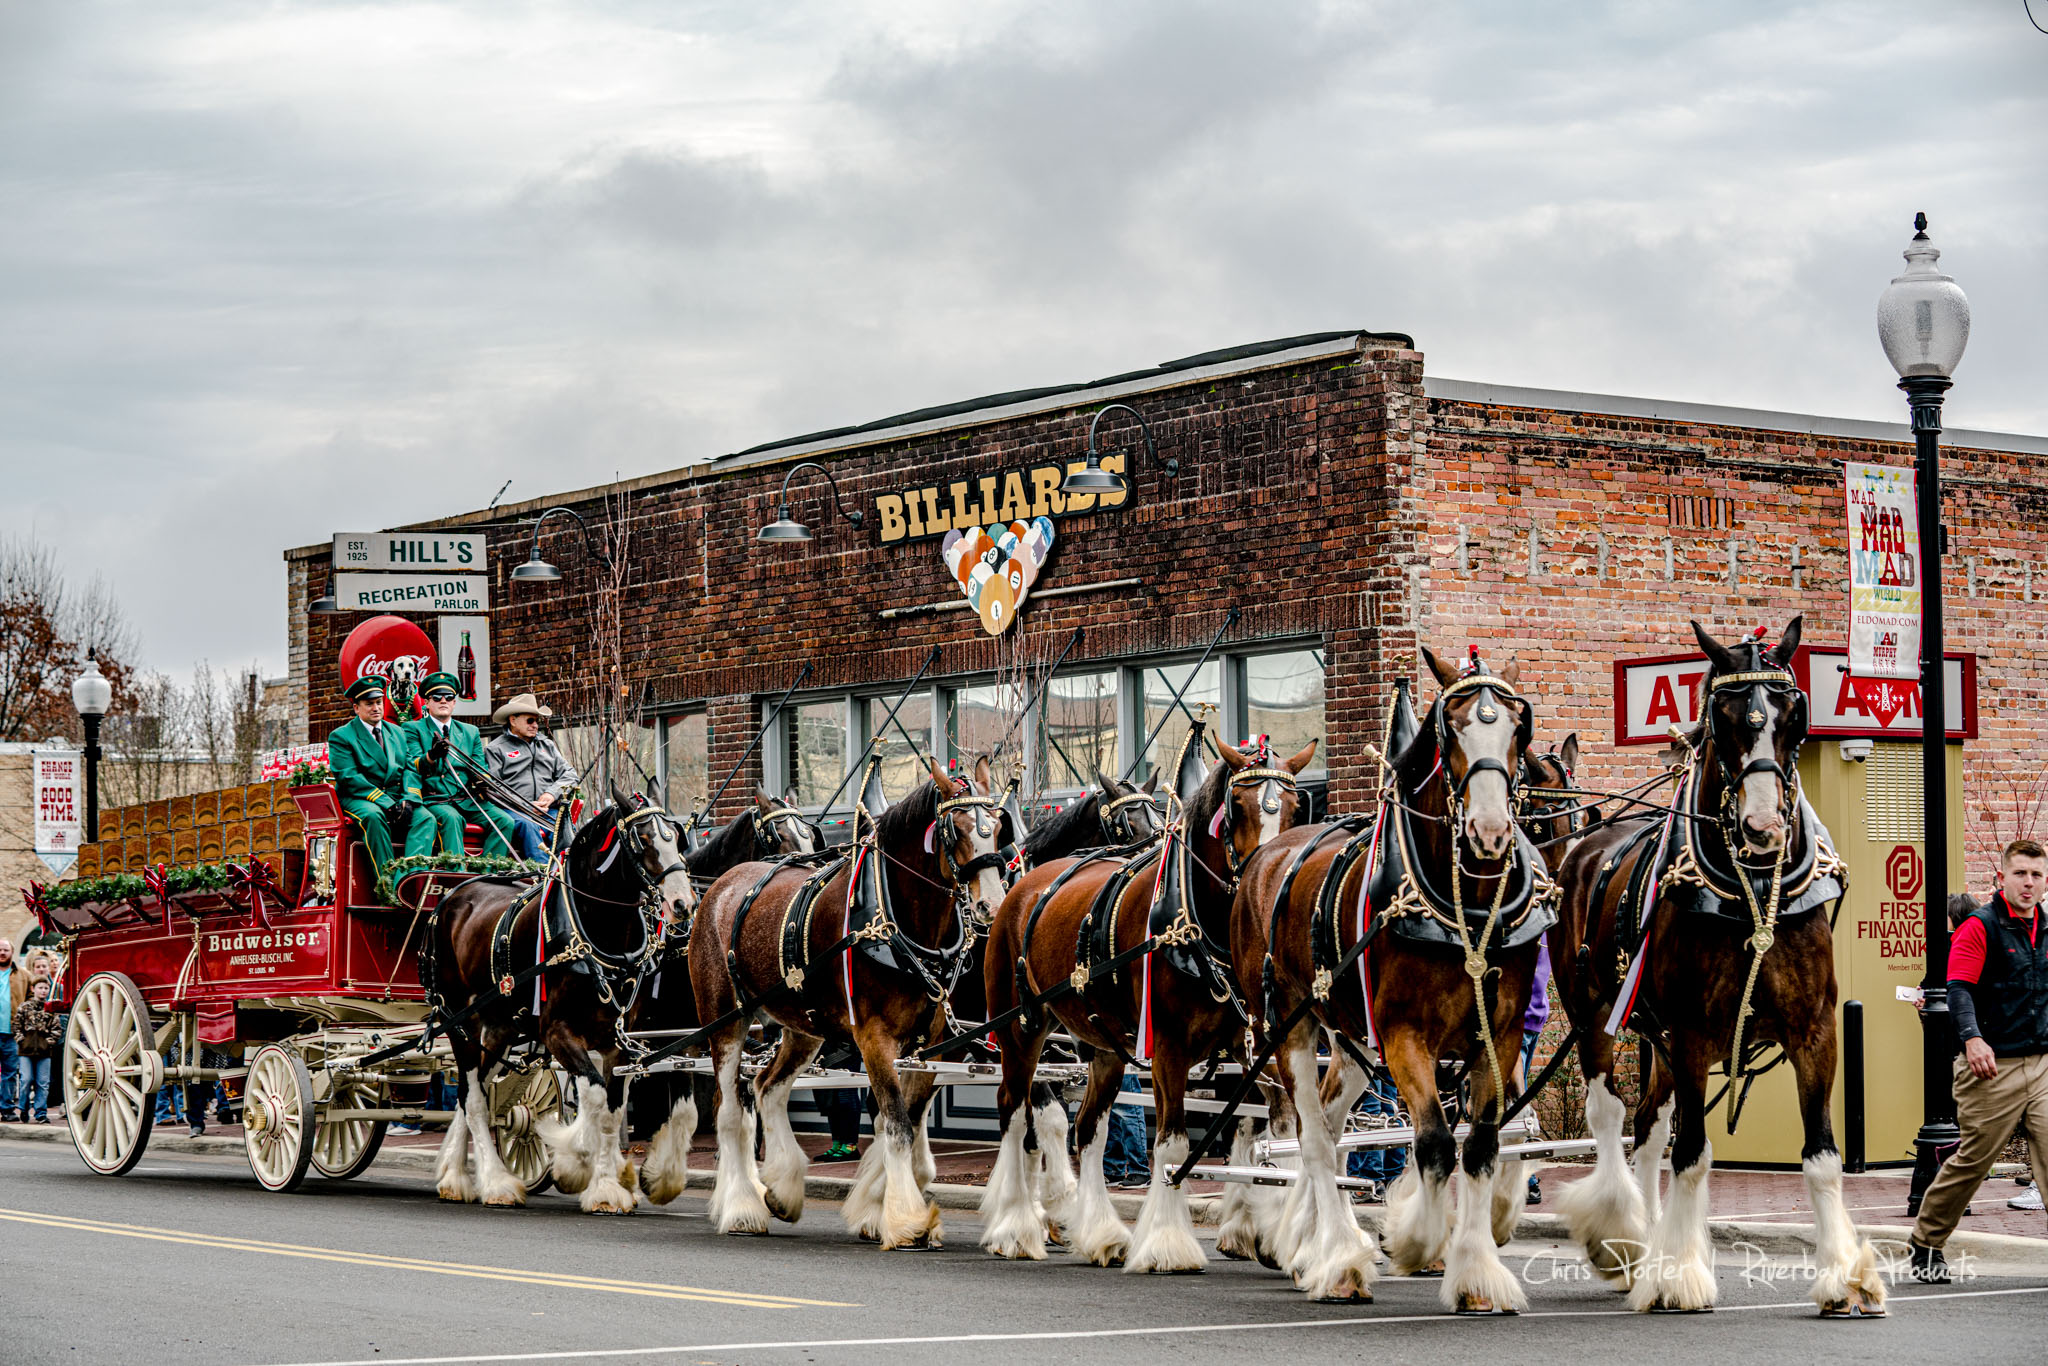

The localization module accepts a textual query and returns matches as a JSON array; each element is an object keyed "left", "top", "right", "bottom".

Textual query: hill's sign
[
  {"left": 873, "top": 455, "right": 1130, "bottom": 544},
  {"left": 1613, "top": 645, "right": 1976, "bottom": 746}
]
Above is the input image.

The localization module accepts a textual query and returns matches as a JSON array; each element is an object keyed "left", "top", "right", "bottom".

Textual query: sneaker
[
  {"left": 819, "top": 1142, "right": 859, "bottom": 1162},
  {"left": 1909, "top": 1242, "right": 1950, "bottom": 1284},
  {"left": 1350, "top": 1180, "right": 1384, "bottom": 1205},
  {"left": 2009, "top": 1185, "right": 2044, "bottom": 1211},
  {"left": 1119, "top": 1171, "right": 1152, "bottom": 1189},
  {"left": 188, "top": 1123, "right": 205, "bottom": 1138},
  {"left": 1527, "top": 1175, "right": 1542, "bottom": 1206},
  {"left": 0, "top": 1112, "right": 17, "bottom": 1124},
  {"left": 387, "top": 1123, "right": 421, "bottom": 1137}
]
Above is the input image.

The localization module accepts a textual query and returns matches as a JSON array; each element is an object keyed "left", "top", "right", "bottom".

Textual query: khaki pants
[{"left": 1912, "top": 1051, "right": 2048, "bottom": 1248}]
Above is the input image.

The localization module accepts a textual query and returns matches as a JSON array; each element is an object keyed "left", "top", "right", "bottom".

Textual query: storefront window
[
  {"left": 1138, "top": 660, "right": 1219, "bottom": 785},
  {"left": 1039, "top": 670, "right": 1118, "bottom": 792},
  {"left": 1245, "top": 651, "right": 1325, "bottom": 772},
  {"left": 869, "top": 694, "right": 933, "bottom": 803},
  {"left": 550, "top": 724, "right": 601, "bottom": 797},
  {"left": 949, "top": 682, "right": 1023, "bottom": 776},
  {"left": 787, "top": 700, "right": 848, "bottom": 809},
  {"left": 664, "top": 712, "right": 709, "bottom": 815}
]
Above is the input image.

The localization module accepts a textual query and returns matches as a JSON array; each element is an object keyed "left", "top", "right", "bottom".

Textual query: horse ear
[
  {"left": 782, "top": 787, "right": 801, "bottom": 808},
  {"left": 1094, "top": 765, "right": 1116, "bottom": 796},
  {"left": 974, "top": 754, "right": 991, "bottom": 791},
  {"left": 927, "top": 756, "right": 951, "bottom": 788},
  {"left": 1774, "top": 614, "right": 1804, "bottom": 667},
  {"left": 611, "top": 782, "right": 634, "bottom": 811},
  {"left": 754, "top": 790, "right": 774, "bottom": 812},
  {"left": 1282, "top": 739, "right": 1319, "bottom": 774},
  {"left": 1420, "top": 645, "right": 1460, "bottom": 689},
  {"left": 1215, "top": 737, "right": 1251, "bottom": 771},
  {"left": 1499, "top": 654, "right": 1520, "bottom": 687},
  {"left": 1691, "top": 620, "right": 1739, "bottom": 675},
  {"left": 1142, "top": 770, "right": 1159, "bottom": 794},
  {"left": 1559, "top": 732, "right": 1580, "bottom": 772}
]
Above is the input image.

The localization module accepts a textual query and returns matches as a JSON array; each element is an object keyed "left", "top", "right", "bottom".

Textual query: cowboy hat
[{"left": 492, "top": 692, "right": 553, "bottom": 724}]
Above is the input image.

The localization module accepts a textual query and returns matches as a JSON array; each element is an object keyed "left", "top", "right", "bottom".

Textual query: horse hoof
[
  {"left": 1649, "top": 1303, "right": 1714, "bottom": 1314},
  {"left": 1455, "top": 1298, "right": 1517, "bottom": 1316},
  {"left": 1820, "top": 1298, "right": 1887, "bottom": 1320},
  {"left": 1255, "top": 1248, "right": 1282, "bottom": 1271},
  {"left": 1410, "top": 1262, "right": 1446, "bottom": 1278}
]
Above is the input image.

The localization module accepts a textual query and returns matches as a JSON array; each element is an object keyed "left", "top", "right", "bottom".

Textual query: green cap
[
  {"left": 419, "top": 671, "right": 462, "bottom": 698},
  {"left": 344, "top": 676, "right": 388, "bottom": 703}
]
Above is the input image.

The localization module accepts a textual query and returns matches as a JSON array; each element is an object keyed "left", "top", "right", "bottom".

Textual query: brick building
[{"left": 282, "top": 329, "right": 2048, "bottom": 874}]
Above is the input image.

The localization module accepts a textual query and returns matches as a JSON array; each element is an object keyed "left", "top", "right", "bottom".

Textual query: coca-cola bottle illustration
[{"left": 457, "top": 631, "right": 477, "bottom": 701}]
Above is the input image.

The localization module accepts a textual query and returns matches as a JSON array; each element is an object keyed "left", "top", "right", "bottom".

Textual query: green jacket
[
  {"left": 327, "top": 717, "right": 420, "bottom": 811},
  {"left": 404, "top": 716, "right": 491, "bottom": 807}
]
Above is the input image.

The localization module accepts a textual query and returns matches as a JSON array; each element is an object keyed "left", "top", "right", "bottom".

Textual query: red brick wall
[{"left": 1418, "top": 395, "right": 2043, "bottom": 877}]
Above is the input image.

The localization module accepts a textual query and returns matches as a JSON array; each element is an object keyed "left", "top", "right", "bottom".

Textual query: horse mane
[
  {"left": 1391, "top": 703, "right": 1442, "bottom": 798},
  {"left": 876, "top": 778, "right": 943, "bottom": 852},
  {"left": 1185, "top": 757, "right": 1231, "bottom": 848},
  {"left": 1025, "top": 792, "right": 1099, "bottom": 858},
  {"left": 686, "top": 808, "right": 750, "bottom": 875}
]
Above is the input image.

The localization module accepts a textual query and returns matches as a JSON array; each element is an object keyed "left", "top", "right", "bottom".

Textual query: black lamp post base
[{"left": 1905, "top": 1120, "right": 1962, "bottom": 1216}]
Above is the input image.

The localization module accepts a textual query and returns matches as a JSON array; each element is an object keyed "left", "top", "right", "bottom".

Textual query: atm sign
[{"left": 1612, "top": 645, "right": 1976, "bottom": 746}]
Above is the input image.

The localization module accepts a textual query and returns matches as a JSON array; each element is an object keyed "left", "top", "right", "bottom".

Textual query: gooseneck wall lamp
[
  {"left": 758, "top": 461, "right": 866, "bottom": 543},
  {"left": 513, "top": 505, "right": 615, "bottom": 583},
  {"left": 1060, "top": 402, "right": 1177, "bottom": 496}
]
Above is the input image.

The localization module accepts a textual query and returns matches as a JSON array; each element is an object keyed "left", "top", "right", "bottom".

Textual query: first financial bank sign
[{"left": 870, "top": 454, "right": 1131, "bottom": 544}]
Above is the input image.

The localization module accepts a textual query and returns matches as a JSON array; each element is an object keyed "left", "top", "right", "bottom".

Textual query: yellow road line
[{"left": 0, "top": 1207, "right": 852, "bottom": 1309}]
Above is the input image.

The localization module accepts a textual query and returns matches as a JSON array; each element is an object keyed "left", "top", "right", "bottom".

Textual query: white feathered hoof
[
  {"left": 580, "top": 1174, "right": 639, "bottom": 1216},
  {"left": 1816, "top": 1237, "right": 1890, "bottom": 1317},
  {"left": 880, "top": 1200, "right": 943, "bottom": 1251},
  {"left": 639, "top": 1097, "right": 698, "bottom": 1206},
  {"left": 477, "top": 1167, "right": 527, "bottom": 1208},
  {"left": 436, "top": 1166, "right": 477, "bottom": 1204},
  {"left": 1556, "top": 1162, "right": 1647, "bottom": 1283},
  {"left": 538, "top": 1115, "right": 595, "bottom": 1197}
]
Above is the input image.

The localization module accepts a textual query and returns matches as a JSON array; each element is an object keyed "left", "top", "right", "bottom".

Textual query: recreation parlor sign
[{"left": 871, "top": 454, "right": 1129, "bottom": 544}]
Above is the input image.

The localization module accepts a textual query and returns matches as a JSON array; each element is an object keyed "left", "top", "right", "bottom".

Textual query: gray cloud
[{"left": 1, "top": 1, "right": 2042, "bottom": 681}]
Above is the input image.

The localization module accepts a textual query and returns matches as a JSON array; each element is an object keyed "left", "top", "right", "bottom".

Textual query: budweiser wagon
[{"left": 38, "top": 777, "right": 560, "bottom": 1194}]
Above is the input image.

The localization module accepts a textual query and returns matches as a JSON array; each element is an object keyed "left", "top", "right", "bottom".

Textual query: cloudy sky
[{"left": 3, "top": 1, "right": 2044, "bottom": 680}]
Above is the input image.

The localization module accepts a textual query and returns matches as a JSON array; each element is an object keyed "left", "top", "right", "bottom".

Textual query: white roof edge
[
  {"left": 709, "top": 334, "right": 1378, "bottom": 475},
  {"left": 1423, "top": 377, "right": 2048, "bottom": 457}
]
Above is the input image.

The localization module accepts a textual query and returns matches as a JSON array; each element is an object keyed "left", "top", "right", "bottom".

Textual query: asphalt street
[{"left": 5, "top": 1138, "right": 2046, "bottom": 1366}]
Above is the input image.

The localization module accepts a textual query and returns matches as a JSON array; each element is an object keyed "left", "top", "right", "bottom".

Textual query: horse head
[
  {"left": 1093, "top": 766, "right": 1164, "bottom": 845},
  {"left": 1692, "top": 616, "right": 1807, "bottom": 856},
  {"left": 607, "top": 784, "right": 695, "bottom": 932},
  {"left": 752, "top": 787, "right": 819, "bottom": 857},
  {"left": 1519, "top": 732, "right": 1582, "bottom": 873},
  {"left": 924, "top": 756, "right": 1009, "bottom": 927},
  {"left": 1421, "top": 645, "right": 1533, "bottom": 862},
  {"left": 1206, "top": 736, "right": 1318, "bottom": 881}
]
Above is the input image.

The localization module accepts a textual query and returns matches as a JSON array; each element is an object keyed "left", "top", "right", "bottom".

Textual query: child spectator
[{"left": 15, "top": 979, "right": 62, "bottom": 1124}]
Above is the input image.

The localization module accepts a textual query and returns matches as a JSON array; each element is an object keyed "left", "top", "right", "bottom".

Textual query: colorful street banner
[
  {"left": 33, "top": 748, "right": 82, "bottom": 876},
  {"left": 1846, "top": 461, "right": 1920, "bottom": 680}
]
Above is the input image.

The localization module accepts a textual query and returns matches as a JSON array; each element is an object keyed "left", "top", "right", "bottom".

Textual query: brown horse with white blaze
[
  {"left": 1232, "top": 649, "right": 1552, "bottom": 1310},
  {"left": 689, "top": 756, "right": 1011, "bottom": 1247},
  {"left": 1550, "top": 617, "right": 1885, "bottom": 1316},
  {"left": 978, "top": 730, "right": 1317, "bottom": 1270}
]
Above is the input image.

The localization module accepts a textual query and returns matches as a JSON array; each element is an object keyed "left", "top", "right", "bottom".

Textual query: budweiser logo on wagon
[
  {"left": 1614, "top": 645, "right": 1975, "bottom": 745},
  {"left": 202, "top": 923, "right": 331, "bottom": 982}
]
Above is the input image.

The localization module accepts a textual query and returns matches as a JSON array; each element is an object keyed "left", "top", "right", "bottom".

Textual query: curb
[{"left": 10, "top": 1124, "right": 2044, "bottom": 1274}]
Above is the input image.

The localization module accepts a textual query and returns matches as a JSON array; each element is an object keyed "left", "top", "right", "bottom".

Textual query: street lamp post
[
  {"left": 71, "top": 652, "right": 113, "bottom": 844},
  {"left": 1877, "top": 213, "right": 1971, "bottom": 1215}
]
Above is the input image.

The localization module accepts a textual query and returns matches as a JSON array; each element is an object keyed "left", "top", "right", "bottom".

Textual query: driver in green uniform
[
  {"left": 404, "top": 671, "right": 517, "bottom": 858},
  {"left": 327, "top": 676, "right": 437, "bottom": 874}
]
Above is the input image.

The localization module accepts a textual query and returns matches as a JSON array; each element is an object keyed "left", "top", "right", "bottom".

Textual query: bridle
[
  {"left": 1518, "top": 749, "right": 1583, "bottom": 841},
  {"left": 1702, "top": 653, "right": 1806, "bottom": 842},
  {"left": 932, "top": 781, "right": 1011, "bottom": 894},
  {"left": 606, "top": 801, "right": 690, "bottom": 908},
  {"left": 1099, "top": 788, "right": 1164, "bottom": 845},
  {"left": 751, "top": 802, "right": 819, "bottom": 856},
  {"left": 1213, "top": 759, "right": 1301, "bottom": 883},
  {"left": 1434, "top": 670, "right": 1533, "bottom": 815}
]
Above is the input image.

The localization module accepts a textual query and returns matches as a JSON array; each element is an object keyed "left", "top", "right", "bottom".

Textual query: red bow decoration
[
  {"left": 20, "top": 884, "right": 51, "bottom": 936},
  {"left": 145, "top": 863, "right": 174, "bottom": 930},
  {"left": 226, "top": 859, "right": 283, "bottom": 929}
]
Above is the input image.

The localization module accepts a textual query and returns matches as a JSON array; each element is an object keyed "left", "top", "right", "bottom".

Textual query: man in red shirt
[{"left": 1910, "top": 839, "right": 2048, "bottom": 1282}]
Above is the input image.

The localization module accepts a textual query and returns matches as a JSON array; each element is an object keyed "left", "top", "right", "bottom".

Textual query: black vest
[{"left": 1961, "top": 899, "right": 2048, "bottom": 1058}]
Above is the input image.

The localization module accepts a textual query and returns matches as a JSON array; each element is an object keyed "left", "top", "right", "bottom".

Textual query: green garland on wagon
[
  {"left": 45, "top": 862, "right": 236, "bottom": 909},
  {"left": 288, "top": 761, "right": 334, "bottom": 787},
  {"left": 375, "top": 852, "right": 545, "bottom": 905}
]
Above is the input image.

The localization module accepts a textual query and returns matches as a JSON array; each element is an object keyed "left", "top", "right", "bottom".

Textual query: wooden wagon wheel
[
  {"left": 489, "top": 1063, "right": 561, "bottom": 1196},
  {"left": 310, "top": 1074, "right": 388, "bottom": 1181},
  {"left": 244, "top": 1044, "right": 317, "bottom": 1193},
  {"left": 62, "top": 972, "right": 165, "bottom": 1177}
]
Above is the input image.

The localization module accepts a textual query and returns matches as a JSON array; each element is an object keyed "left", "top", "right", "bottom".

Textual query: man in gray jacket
[{"left": 486, "top": 693, "right": 579, "bottom": 861}]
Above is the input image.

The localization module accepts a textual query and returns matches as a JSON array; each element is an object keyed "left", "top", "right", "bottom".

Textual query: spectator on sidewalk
[
  {"left": 1102, "top": 1075, "right": 1151, "bottom": 1189},
  {"left": 815, "top": 1088, "right": 863, "bottom": 1163},
  {"left": 1518, "top": 940, "right": 1553, "bottom": 1205},
  {"left": 1346, "top": 1066, "right": 1407, "bottom": 1202},
  {"left": 0, "top": 938, "right": 23, "bottom": 1122},
  {"left": 1910, "top": 840, "right": 2048, "bottom": 1283},
  {"left": 14, "top": 979, "right": 61, "bottom": 1124}
]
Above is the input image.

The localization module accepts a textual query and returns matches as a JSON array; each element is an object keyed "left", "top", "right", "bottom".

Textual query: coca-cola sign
[{"left": 338, "top": 615, "right": 437, "bottom": 722}]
